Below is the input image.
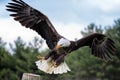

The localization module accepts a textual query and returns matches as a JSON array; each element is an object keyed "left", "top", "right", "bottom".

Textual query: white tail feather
[{"left": 35, "top": 58, "right": 71, "bottom": 74}]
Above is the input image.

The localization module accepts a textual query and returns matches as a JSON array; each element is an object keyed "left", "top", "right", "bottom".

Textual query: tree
[
  {"left": 81, "top": 23, "right": 103, "bottom": 36},
  {"left": 0, "top": 38, "right": 17, "bottom": 80},
  {"left": 103, "top": 19, "right": 120, "bottom": 80},
  {"left": 0, "top": 37, "right": 45, "bottom": 80}
]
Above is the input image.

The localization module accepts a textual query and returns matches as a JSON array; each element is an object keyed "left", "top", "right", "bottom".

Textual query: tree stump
[{"left": 22, "top": 73, "right": 41, "bottom": 80}]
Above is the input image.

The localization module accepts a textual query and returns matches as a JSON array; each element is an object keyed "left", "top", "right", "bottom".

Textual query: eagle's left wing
[{"left": 68, "top": 33, "right": 116, "bottom": 61}]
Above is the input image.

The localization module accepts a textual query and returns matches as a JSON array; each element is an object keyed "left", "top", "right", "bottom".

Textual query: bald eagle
[{"left": 6, "top": 0, "right": 116, "bottom": 74}]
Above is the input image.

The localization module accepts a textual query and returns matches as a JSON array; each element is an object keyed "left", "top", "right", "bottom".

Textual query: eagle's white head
[{"left": 55, "top": 38, "right": 71, "bottom": 49}]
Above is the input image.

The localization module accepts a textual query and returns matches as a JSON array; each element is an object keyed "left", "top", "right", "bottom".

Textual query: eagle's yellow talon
[
  {"left": 37, "top": 55, "right": 44, "bottom": 60},
  {"left": 51, "top": 60, "right": 57, "bottom": 67}
]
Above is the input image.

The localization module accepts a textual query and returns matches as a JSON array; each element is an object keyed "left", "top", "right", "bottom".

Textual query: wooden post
[{"left": 22, "top": 73, "right": 41, "bottom": 80}]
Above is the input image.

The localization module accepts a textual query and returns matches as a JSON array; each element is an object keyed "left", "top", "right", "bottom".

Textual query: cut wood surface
[{"left": 22, "top": 73, "right": 41, "bottom": 80}]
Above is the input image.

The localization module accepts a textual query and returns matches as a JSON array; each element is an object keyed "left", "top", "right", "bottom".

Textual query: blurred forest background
[{"left": 0, "top": 18, "right": 120, "bottom": 80}]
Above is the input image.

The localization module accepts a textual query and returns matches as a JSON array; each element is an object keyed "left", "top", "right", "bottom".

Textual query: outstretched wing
[
  {"left": 69, "top": 33, "right": 116, "bottom": 61},
  {"left": 6, "top": 0, "right": 62, "bottom": 49}
]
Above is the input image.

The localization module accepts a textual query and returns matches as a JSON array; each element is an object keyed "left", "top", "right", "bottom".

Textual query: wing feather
[
  {"left": 94, "top": 37, "right": 116, "bottom": 60},
  {"left": 6, "top": 0, "right": 62, "bottom": 49},
  {"left": 101, "top": 46, "right": 107, "bottom": 60},
  {"left": 8, "top": 3, "right": 23, "bottom": 7}
]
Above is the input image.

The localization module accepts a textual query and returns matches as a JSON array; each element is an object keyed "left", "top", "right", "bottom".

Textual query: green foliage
[
  {"left": 0, "top": 37, "right": 45, "bottom": 80},
  {"left": 81, "top": 23, "right": 103, "bottom": 36},
  {"left": 0, "top": 19, "right": 120, "bottom": 80}
]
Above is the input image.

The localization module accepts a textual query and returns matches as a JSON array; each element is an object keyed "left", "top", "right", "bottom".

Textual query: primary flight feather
[{"left": 6, "top": 0, "right": 116, "bottom": 74}]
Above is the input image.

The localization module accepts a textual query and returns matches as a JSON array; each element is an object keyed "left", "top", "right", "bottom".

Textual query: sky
[{"left": 0, "top": 0, "right": 120, "bottom": 50}]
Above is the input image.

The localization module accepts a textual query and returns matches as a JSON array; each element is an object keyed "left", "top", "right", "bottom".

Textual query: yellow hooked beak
[{"left": 55, "top": 44, "right": 62, "bottom": 50}]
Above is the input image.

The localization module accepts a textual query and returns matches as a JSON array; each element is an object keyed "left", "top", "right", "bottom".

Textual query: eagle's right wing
[{"left": 6, "top": 0, "right": 62, "bottom": 49}]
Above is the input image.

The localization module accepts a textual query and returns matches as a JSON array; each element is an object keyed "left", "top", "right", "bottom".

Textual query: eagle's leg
[
  {"left": 53, "top": 54, "right": 65, "bottom": 66},
  {"left": 37, "top": 49, "right": 56, "bottom": 61},
  {"left": 44, "top": 49, "right": 57, "bottom": 60}
]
